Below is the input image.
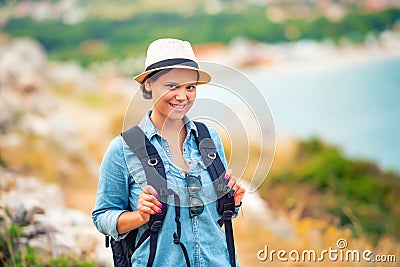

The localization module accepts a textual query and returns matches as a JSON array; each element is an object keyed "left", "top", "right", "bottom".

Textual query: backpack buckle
[
  {"left": 217, "top": 210, "right": 234, "bottom": 226},
  {"left": 150, "top": 220, "right": 163, "bottom": 232},
  {"left": 222, "top": 210, "right": 234, "bottom": 220}
]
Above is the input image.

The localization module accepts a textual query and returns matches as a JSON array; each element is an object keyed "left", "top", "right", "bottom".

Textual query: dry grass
[{"left": 234, "top": 213, "right": 399, "bottom": 267}]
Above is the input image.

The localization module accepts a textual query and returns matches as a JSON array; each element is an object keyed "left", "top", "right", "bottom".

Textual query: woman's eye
[
  {"left": 167, "top": 84, "right": 178, "bottom": 90},
  {"left": 187, "top": 85, "right": 196, "bottom": 91}
]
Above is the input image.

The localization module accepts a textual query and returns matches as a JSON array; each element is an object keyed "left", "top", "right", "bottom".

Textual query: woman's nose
[{"left": 175, "top": 87, "right": 188, "bottom": 100}]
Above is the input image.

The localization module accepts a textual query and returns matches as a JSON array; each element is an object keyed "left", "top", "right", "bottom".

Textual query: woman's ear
[{"left": 144, "top": 80, "right": 152, "bottom": 91}]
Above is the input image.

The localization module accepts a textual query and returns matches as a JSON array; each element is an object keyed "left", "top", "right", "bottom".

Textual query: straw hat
[{"left": 133, "top": 38, "right": 211, "bottom": 84}]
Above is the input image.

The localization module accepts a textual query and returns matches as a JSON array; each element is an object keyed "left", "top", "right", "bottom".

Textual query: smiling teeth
[{"left": 171, "top": 103, "right": 185, "bottom": 109}]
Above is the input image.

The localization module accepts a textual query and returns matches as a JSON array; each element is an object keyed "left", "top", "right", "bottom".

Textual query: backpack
[{"left": 105, "top": 121, "right": 237, "bottom": 267}]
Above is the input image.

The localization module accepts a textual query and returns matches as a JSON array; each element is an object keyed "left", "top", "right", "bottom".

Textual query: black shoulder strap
[
  {"left": 122, "top": 126, "right": 168, "bottom": 267},
  {"left": 192, "top": 121, "right": 228, "bottom": 198},
  {"left": 121, "top": 126, "right": 190, "bottom": 267},
  {"left": 122, "top": 126, "right": 169, "bottom": 203},
  {"left": 192, "top": 121, "right": 237, "bottom": 267}
]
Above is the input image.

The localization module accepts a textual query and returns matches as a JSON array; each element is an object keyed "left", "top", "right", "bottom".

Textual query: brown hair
[{"left": 140, "top": 69, "right": 172, "bottom": 99}]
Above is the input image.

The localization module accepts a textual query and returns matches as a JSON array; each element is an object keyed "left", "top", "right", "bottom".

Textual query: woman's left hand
[{"left": 225, "top": 169, "right": 246, "bottom": 206}]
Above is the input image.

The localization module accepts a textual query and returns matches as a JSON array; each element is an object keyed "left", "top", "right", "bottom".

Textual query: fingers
[
  {"left": 231, "top": 182, "right": 245, "bottom": 206},
  {"left": 138, "top": 185, "right": 162, "bottom": 216},
  {"left": 225, "top": 169, "right": 232, "bottom": 179},
  {"left": 225, "top": 169, "right": 235, "bottom": 188},
  {"left": 142, "top": 185, "right": 159, "bottom": 197},
  {"left": 227, "top": 174, "right": 241, "bottom": 190},
  {"left": 225, "top": 169, "right": 246, "bottom": 206}
]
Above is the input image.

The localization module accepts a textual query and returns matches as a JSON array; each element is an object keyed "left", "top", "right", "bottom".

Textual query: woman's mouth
[{"left": 169, "top": 103, "right": 187, "bottom": 110}]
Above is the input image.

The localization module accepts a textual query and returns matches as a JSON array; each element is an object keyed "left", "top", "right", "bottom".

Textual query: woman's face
[{"left": 147, "top": 68, "right": 198, "bottom": 122}]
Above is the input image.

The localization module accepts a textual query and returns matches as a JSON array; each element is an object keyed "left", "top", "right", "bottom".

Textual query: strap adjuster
[
  {"left": 223, "top": 210, "right": 234, "bottom": 220},
  {"left": 151, "top": 220, "right": 163, "bottom": 232},
  {"left": 217, "top": 210, "right": 234, "bottom": 226},
  {"left": 173, "top": 233, "right": 180, "bottom": 244}
]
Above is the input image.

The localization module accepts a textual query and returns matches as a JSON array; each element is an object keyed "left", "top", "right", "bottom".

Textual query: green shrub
[
  {"left": 261, "top": 137, "right": 400, "bottom": 243},
  {"left": 3, "top": 8, "right": 400, "bottom": 66}
]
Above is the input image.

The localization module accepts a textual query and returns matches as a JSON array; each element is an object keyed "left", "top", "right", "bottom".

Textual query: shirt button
[
  {"left": 193, "top": 221, "right": 197, "bottom": 225},
  {"left": 166, "top": 149, "right": 170, "bottom": 153},
  {"left": 195, "top": 244, "right": 199, "bottom": 248}
]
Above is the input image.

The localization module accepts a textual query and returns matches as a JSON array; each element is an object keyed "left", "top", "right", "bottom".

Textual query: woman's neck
[
  {"left": 150, "top": 111, "right": 188, "bottom": 172},
  {"left": 150, "top": 111, "right": 185, "bottom": 137}
]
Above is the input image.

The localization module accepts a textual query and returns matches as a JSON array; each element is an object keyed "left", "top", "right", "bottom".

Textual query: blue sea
[{"left": 248, "top": 57, "right": 400, "bottom": 172}]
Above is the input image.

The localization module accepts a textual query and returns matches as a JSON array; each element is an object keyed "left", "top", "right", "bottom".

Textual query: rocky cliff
[{"left": 0, "top": 167, "right": 112, "bottom": 265}]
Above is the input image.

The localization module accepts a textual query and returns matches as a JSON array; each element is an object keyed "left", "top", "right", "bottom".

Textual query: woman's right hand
[{"left": 137, "top": 185, "right": 163, "bottom": 222}]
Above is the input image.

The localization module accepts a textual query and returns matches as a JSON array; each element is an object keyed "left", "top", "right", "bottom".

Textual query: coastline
[
  {"left": 192, "top": 32, "right": 400, "bottom": 174},
  {"left": 194, "top": 31, "right": 400, "bottom": 76}
]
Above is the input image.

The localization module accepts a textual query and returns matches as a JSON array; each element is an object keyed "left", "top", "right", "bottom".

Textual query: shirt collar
[
  {"left": 139, "top": 110, "right": 199, "bottom": 140},
  {"left": 138, "top": 110, "right": 159, "bottom": 140},
  {"left": 185, "top": 116, "right": 198, "bottom": 138}
]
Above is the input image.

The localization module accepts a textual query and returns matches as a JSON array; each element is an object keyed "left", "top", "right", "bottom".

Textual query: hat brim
[{"left": 133, "top": 65, "right": 211, "bottom": 85}]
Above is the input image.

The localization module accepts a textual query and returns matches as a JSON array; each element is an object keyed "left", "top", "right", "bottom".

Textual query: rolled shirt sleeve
[{"left": 92, "top": 136, "right": 130, "bottom": 240}]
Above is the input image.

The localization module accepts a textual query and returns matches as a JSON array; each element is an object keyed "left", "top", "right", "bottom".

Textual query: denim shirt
[{"left": 92, "top": 111, "right": 240, "bottom": 267}]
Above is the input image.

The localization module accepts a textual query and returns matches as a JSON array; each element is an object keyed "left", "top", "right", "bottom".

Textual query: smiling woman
[
  {"left": 92, "top": 38, "right": 246, "bottom": 267},
  {"left": 143, "top": 68, "right": 199, "bottom": 171},
  {"left": 146, "top": 69, "right": 198, "bottom": 126}
]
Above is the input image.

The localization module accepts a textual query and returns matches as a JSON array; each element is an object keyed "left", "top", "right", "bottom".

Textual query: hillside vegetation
[
  {"left": 260, "top": 137, "right": 400, "bottom": 244},
  {"left": 3, "top": 8, "right": 400, "bottom": 66}
]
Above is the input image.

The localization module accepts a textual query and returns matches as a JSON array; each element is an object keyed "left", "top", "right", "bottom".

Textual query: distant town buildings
[
  {"left": 1, "top": 0, "right": 399, "bottom": 25},
  {"left": 0, "top": 0, "right": 86, "bottom": 24}
]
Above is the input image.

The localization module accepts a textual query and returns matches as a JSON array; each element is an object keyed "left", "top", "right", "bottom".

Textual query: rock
[
  {"left": 0, "top": 37, "right": 108, "bottom": 265},
  {"left": 10, "top": 204, "right": 29, "bottom": 225},
  {"left": 0, "top": 169, "right": 112, "bottom": 266},
  {"left": 0, "top": 36, "right": 100, "bottom": 187},
  {"left": 28, "top": 235, "right": 52, "bottom": 254},
  {"left": 0, "top": 38, "right": 47, "bottom": 94},
  {"left": 47, "top": 61, "right": 97, "bottom": 92},
  {"left": 242, "top": 181, "right": 294, "bottom": 239},
  {"left": 0, "top": 37, "right": 51, "bottom": 138},
  {"left": 0, "top": 90, "right": 20, "bottom": 134},
  {"left": 21, "top": 113, "right": 51, "bottom": 137},
  {"left": 22, "top": 224, "right": 47, "bottom": 238},
  {"left": 76, "top": 227, "right": 98, "bottom": 258},
  {"left": 47, "top": 112, "right": 82, "bottom": 153}
]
